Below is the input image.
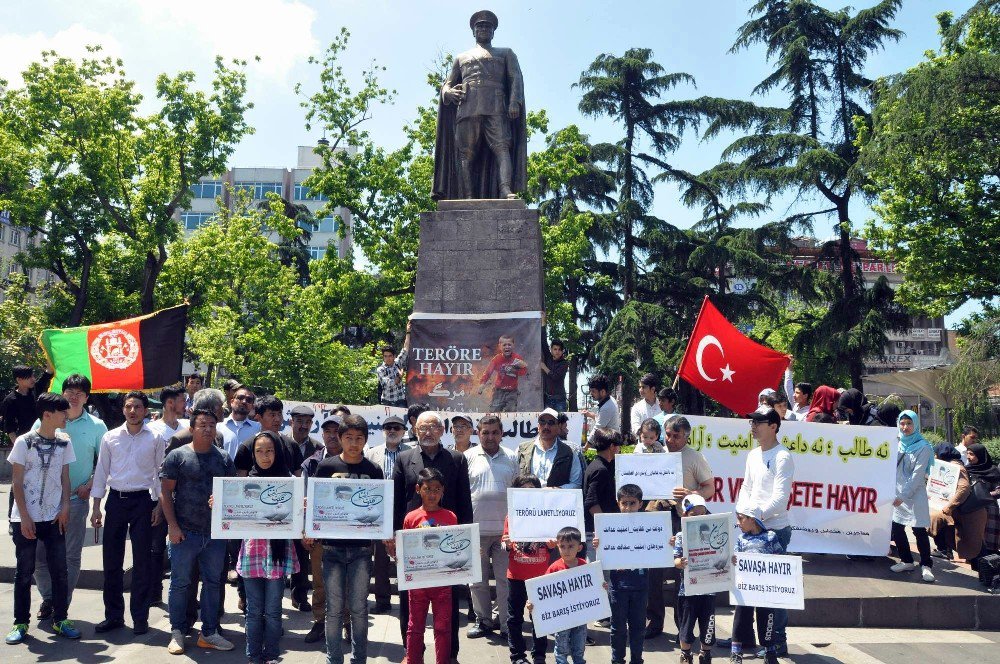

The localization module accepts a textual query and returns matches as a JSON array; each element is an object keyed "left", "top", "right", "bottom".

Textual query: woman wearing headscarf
[
  {"left": 928, "top": 444, "right": 987, "bottom": 562},
  {"left": 805, "top": 386, "right": 839, "bottom": 423},
  {"left": 889, "top": 410, "right": 935, "bottom": 582},
  {"left": 239, "top": 431, "right": 300, "bottom": 664},
  {"left": 836, "top": 389, "right": 879, "bottom": 426},
  {"left": 965, "top": 443, "right": 1000, "bottom": 561}
]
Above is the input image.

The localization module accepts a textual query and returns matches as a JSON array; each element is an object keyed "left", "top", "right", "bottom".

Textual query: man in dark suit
[{"left": 392, "top": 411, "right": 474, "bottom": 661}]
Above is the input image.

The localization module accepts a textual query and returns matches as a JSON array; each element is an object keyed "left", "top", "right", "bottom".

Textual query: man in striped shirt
[{"left": 364, "top": 415, "right": 411, "bottom": 613}]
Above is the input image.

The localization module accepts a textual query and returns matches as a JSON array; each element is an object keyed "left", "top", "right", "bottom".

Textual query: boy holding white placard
[
  {"left": 527, "top": 526, "right": 590, "bottom": 664},
  {"left": 671, "top": 495, "right": 716, "bottom": 664},
  {"left": 729, "top": 505, "right": 782, "bottom": 664}
]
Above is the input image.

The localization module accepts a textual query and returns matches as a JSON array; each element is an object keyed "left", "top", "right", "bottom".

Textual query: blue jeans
[
  {"left": 167, "top": 530, "right": 226, "bottom": 636},
  {"left": 323, "top": 544, "right": 372, "bottom": 664},
  {"left": 244, "top": 576, "right": 284, "bottom": 663},
  {"left": 610, "top": 586, "right": 647, "bottom": 664},
  {"left": 545, "top": 396, "right": 568, "bottom": 412},
  {"left": 554, "top": 624, "right": 586, "bottom": 664},
  {"left": 771, "top": 526, "right": 792, "bottom": 644}
]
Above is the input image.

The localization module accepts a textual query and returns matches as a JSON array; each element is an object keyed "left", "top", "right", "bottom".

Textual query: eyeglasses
[
  {"left": 538, "top": 419, "right": 557, "bottom": 426},
  {"left": 383, "top": 425, "right": 404, "bottom": 432},
  {"left": 234, "top": 396, "right": 255, "bottom": 403}
]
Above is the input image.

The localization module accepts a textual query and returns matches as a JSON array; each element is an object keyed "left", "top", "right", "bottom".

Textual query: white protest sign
[
  {"left": 281, "top": 401, "right": 585, "bottom": 451},
  {"left": 730, "top": 552, "right": 805, "bottom": 610},
  {"left": 306, "top": 478, "right": 393, "bottom": 540},
  {"left": 526, "top": 561, "right": 611, "bottom": 637},
  {"left": 211, "top": 476, "right": 304, "bottom": 539},
  {"left": 594, "top": 512, "right": 672, "bottom": 570},
  {"left": 507, "top": 488, "right": 585, "bottom": 542},
  {"left": 685, "top": 415, "right": 897, "bottom": 556},
  {"left": 615, "top": 452, "right": 682, "bottom": 499},
  {"left": 396, "top": 523, "right": 482, "bottom": 590},
  {"left": 927, "top": 460, "right": 961, "bottom": 510},
  {"left": 681, "top": 511, "right": 734, "bottom": 595}
]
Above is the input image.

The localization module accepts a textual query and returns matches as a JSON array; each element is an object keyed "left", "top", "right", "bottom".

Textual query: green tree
[
  {"left": 0, "top": 272, "right": 50, "bottom": 385},
  {"left": 700, "top": 0, "right": 908, "bottom": 389},
  {"left": 860, "top": 7, "right": 1000, "bottom": 314},
  {"left": 0, "top": 48, "right": 253, "bottom": 322}
]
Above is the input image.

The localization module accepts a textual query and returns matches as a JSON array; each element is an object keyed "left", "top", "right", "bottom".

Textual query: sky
[{"left": 2, "top": 0, "right": 982, "bottom": 325}]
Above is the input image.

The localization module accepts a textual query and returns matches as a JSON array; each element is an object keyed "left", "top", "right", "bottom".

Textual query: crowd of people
[{"left": 2, "top": 358, "right": 999, "bottom": 664}]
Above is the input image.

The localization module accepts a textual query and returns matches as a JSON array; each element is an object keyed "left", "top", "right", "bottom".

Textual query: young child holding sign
[
  {"left": 592, "top": 483, "right": 649, "bottom": 664},
  {"left": 729, "top": 505, "right": 783, "bottom": 664},
  {"left": 400, "top": 468, "right": 457, "bottom": 664},
  {"left": 527, "top": 526, "right": 589, "bottom": 664},
  {"left": 672, "top": 494, "right": 716, "bottom": 664}
]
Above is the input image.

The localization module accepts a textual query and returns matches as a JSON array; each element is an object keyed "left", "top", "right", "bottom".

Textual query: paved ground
[{"left": 1, "top": 579, "right": 998, "bottom": 663}]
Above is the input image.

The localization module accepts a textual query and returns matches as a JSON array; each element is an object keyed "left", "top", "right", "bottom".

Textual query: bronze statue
[{"left": 432, "top": 10, "right": 528, "bottom": 201}]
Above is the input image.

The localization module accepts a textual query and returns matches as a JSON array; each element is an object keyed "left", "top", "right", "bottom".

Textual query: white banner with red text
[
  {"left": 280, "top": 401, "right": 585, "bottom": 452},
  {"left": 684, "top": 415, "right": 898, "bottom": 556}
]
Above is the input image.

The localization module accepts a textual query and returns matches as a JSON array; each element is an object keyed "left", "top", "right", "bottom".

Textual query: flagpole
[{"left": 673, "top": 295, "right": 710, "bottom": 390}]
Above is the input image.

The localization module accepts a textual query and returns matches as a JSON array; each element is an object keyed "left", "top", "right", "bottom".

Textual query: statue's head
[{"left": 470, "top": 10, "right": 498, "bottom": 41}]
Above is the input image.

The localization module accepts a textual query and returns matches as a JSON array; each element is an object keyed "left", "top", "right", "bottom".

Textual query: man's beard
[{"left": 418, "top": 437, "right": 438, "bottom": 448}]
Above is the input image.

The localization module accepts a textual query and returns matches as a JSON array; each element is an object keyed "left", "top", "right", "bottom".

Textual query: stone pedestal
[
  {"left": 409, "top": 199, "right": 544, "bottom": 412},
  {"left": 413, "top": 199, "right": 543, "bottom": 314}
]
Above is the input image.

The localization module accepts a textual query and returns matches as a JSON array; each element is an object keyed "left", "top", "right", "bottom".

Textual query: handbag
[{"left": 958, "top": 477, "right": 996, "bottom": 514}]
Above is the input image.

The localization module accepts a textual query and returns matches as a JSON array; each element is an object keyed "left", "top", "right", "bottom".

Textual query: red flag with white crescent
[{"left": 677, "top": 296, "right": 790, "bottom": 415}]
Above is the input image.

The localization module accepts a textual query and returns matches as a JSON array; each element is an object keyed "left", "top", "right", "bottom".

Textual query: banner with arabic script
[
  {"left": 685, "top": 416, "right": 898, "bottom": 556},
  {"left": 406, "top": 313, "right": 544, "bottom": 413},
  {"left": 279, "top": 402, "right": 584, "bottom": 452},
  {"left": 594, "top": 512, "right": 672, "bottom": 569}
]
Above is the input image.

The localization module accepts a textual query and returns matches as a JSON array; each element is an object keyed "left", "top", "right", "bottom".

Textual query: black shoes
[
  {"left": 133, "top": 622, "right": 149, "bottom": 635},
  {"left": 36, "top": 601, "right": 53, "bottom": 621},
  {"left": 644, "top": 625, "right": 663, "bottom": 640},
  {"left": 94, "top": 619, "right": 125, "bottom": 633},
  {"left": 467, "top": 619, "right": 495, "bottom": 638},
  {"left": 304, "top": 621, "right": 325, "bottom": 643}
]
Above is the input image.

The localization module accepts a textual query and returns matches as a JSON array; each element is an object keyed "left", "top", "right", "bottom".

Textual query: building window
[
  {"left": 7, "top": 262, "right": 19, "bottom": 276},
  {"left": 308, "top": 246, "right": 326, "bottom": 260},
  {"left": 0, "top": 225, "right": 4, "bottom": 241},
  {"left": 180, "top": 212, "right": 215, "bottom": 230},
  {"left": 190, "top": 180, "right": 224, "bottom": 199},
  {"left": 0, "top": 210, "right": 10, "bottom": 224},
  {"left": 10, "top": 229, "right": 21, "bottom": 246},
  {"left": 312, "top": 217, "right": 338, "bottom": 234},
  {"left": 293, "top": 183, "right": 328, "bottom": 201},
  {"left": 234, "top": 181, "right": 283, "bottom": 200}
]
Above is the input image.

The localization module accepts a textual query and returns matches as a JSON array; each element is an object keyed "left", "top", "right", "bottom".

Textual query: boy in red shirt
[
  {"left": 502, "top": 474, "right": 555, "bottom": 664},
  {"left": 399, "top": 468, "right": 456, "bottom": 664},
  {"left": 528, "top": 526, "right": 588, "bottom": 664},
  {"left": 477, "top": 335, "right": 528, "bottom": 412}
]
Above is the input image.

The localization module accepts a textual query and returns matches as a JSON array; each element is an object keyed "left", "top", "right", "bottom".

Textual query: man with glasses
[
  {"left": 365, "top": 415, "right": 411, "bottom": 615},
  {"left": 517, "top": 408, "right": 582, "bottom": 489},
  {"left": 391, "top": 411, "right": 474, "bottom": 660},
  {"left": 220, "top": 386, "right": 259, "bottom": 460}
]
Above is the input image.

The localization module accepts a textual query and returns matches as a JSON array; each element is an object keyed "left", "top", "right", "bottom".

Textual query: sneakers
[
  {"left": 467, "top": 619, "right": 494, "bottom": 638},
  {"left": 5, "top": 624, "right": 28, "bottom": 645},
  {"left": 921, "top": 566, "right": 936, "bottom": 583},
  {"left": 680, "top": 650, "right": 694, "bottom": 663},
  {"left": 729, "top": 654, "right": 743, "bottom": 664},
  {"left": 889, "top": 561, "right": 918, "bottom": 573},
  {"left": 699, "top": 650, "right": 713, "bottom": 664},
  {"left": 764, "top": 652, "right": 779, "bottom": 664},
  {"left": 197, "top": 631, "right": 235, "bottom": 651},
  {"left": 931, "top": 548, "right": 953, "bottom": 560},
  {"left": 53, "top": 620, "right": 81, "bottom": 640},
  {"left": 168, "top": 629, "right": 185, "bottom": 655}
]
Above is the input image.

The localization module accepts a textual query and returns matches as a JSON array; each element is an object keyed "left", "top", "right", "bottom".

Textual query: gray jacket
[{"left": 893, "top": 445, "right": 932, "bottom": 528}]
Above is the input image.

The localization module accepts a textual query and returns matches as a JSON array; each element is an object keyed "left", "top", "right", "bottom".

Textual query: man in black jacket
[
  {"left": 1, "top": 365, "right": 53, "bottom": 445},
  {"left": 392, "top": 411, "right": 474, "bottom": 660}
]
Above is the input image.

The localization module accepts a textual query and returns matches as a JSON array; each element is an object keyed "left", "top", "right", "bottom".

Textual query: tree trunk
[
  {"left": 140, "top": 246, "right": 167, "bottom": 314},
  {"left": 66, "top": 250, "right": 94, "bottom": 327}
]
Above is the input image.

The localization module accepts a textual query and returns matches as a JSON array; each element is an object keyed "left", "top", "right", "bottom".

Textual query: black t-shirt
[
  {"left": 1, "top": 372, "right": 52, "bottom": 439},
  {"left": 583, "top": 455, "right": 618, "bottom": 532},
  {"left": 234, "top": 432, "right": 303, "bottom": 474},
  {"left": 314, "top": 455, "right": 385, "bottom": 547}
]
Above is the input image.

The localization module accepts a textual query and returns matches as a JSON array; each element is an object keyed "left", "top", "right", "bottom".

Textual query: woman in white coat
[{"left": 889, "top": 410, "right": 935, "bottom": 582}]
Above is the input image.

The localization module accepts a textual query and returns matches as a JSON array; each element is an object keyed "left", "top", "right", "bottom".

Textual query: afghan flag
[{"left": 38, "top": 304, "right": 188, "bottom": 393}]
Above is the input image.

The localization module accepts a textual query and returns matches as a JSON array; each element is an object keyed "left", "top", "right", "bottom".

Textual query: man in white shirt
[
  {"left": 583, "top": 375, "right": 619, "bottom": 445},
  {"left": 630, "top": 373, "right": 663, "bottom": 435},
  {"left": 736, "top": 408, "right": 795, "bottom": 655},
  {"left": 782, "top": 361, "right": 812, "bottom": 421},
  {"left": 90, "top": 391, "right": 166, "bottom": 635},
  {"left": 220, "top": 385, "right": 260, "bottom": 459},
  {"left": 465, "top": 415, "right": 518, "bottom": 638}
]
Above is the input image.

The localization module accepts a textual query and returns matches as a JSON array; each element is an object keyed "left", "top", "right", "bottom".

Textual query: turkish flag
[{"left": 677, "top": 296, "right": 790, "bottom": 415}]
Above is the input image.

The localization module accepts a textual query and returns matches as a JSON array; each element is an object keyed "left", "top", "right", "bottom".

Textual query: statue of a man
[{"left": 432, "top": 10, "right": 528, "bottom": 201}]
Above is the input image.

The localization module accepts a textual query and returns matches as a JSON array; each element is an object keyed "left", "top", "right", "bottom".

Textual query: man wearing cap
[
  {"left": 450, "top": 414, "right": 478, "bottom": 453},
  {"left": 736, "top": 408, "right": 794, "bottom": 657},
  {"left": 465, "top": 414, "right": 517, "bottom": 638},
  {"left": 645, "top": 416, "right": 716, "bottom": 640},
  {"left": 433, "top": 10, "right": 527, "bottom": 201},
  {"left": 517, "top": 408, "right": 582, "bottom": 489},
  {"left": 365, "top": 415, "right": 411, "bottom": 614}
]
